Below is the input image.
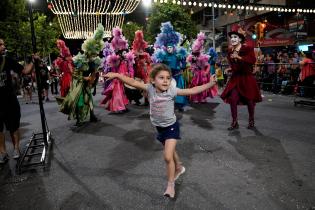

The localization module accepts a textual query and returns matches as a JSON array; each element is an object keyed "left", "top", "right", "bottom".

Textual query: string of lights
[
  {"left": 152, "top": 0, "right": 315, "bottom": 14},
  {"left": 47, "top": 0, "right": 140, "bottom": 39}
]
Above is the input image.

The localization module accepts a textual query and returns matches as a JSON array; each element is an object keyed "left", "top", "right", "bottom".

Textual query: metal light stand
[{"left": 17, "top": 1, "right": 52, "bottom": 174}]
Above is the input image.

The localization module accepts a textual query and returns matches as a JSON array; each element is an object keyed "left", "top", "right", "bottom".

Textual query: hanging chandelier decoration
[{"left": 47, "top": 0, "right": 141, "bottom": 39}]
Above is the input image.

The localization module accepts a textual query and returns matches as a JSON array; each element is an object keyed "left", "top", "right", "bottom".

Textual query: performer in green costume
[{"left": 60, "top": 24, "right": 105, "bottom": 126}]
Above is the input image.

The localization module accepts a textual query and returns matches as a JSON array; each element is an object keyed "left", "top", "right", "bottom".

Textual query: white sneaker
[{"left": 175, "top": 166, "right": 186, "bottom": 181}]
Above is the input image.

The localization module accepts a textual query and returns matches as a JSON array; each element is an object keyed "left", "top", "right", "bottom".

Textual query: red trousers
[{"left": 229, "top": 89, "right": 255, "bottom": 122}]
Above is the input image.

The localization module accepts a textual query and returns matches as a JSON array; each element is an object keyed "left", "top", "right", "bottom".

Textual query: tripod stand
[{"left": 17, "top": 59, "right": 52, "bottom": 174}]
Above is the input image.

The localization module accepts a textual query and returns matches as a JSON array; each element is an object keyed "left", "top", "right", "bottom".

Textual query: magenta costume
[
  {"left": 187, "top": 33, "right": 217, "bottom": 103},
  {"left": 100, "top": 27, "right": 135, "bottom": 112}
]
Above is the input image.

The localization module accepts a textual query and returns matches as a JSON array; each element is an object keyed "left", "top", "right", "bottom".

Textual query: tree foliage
[
  {"left": 146, "top": 3, "right": 197, "bottom": 44},
  {"left": 0, "top": 0, "right": 27, "bottom": 22},
  {"left": 0, "top": 0, "right": 61, "bottom": 60},
  {"left": 122, "top": 22, "right": 143, "bottom": 45}
]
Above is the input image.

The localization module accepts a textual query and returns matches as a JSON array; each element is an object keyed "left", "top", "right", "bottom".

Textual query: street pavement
[{"left": 0, "top": 87, "right": 315, "bottom": 210}]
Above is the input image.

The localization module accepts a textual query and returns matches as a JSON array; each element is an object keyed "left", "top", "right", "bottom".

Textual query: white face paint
[
  {"left": 230, "top": 34, "right": 241, "bottom": 46},
  {"left": 167, "top": 46, "right": 174, "bottom": 53}
]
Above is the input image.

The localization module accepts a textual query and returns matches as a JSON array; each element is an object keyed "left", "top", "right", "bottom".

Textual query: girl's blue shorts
[{"left": 155, "top": 121, "right": 181, "bottom": 145}]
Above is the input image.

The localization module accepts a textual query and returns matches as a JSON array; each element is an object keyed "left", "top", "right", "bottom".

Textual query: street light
[
  {"left": 28, "top": 0, "right": 36, "bottom": 53},
  {"left": 143, "top": 0, "right": 151, "bottom": 8},
  {"left": 18, "top": 0, "right": 51, "bottom": 174},
  {"left": 27, "top": 0, "right": 50, "bottom": 144}
]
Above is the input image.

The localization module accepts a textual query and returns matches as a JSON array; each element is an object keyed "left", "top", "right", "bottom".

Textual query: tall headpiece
[
  {"left": 132, "top": 30, "right": 148, "bottom": 52},
  {"left": 81, "top": 23, "right": 105, "bottom": 56},
  {"left": 56, "top": 40, "right": 71, "bottom": 58},
  {"left": 155, "top": 22, "right": 181, "bottom": 48},
  {"left": 191, "top": 32, "right": 206, "bottom": 53},
  {"left": 110, "top": 27, "right": 128, "bottom": 52}
]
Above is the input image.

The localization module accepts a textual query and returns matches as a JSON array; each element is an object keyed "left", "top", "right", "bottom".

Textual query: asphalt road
[{"left": 1, "top": 87, "right": 315, "bottom": 210}]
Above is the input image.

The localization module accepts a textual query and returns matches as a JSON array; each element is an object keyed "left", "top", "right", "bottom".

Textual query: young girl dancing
[{"left": 104, "top": 63, "right": 217, "bottom": 198}]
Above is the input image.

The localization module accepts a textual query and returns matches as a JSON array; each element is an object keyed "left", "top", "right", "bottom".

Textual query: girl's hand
[{"left": 104, "top": 72, "right": 118, "bottom": 81}]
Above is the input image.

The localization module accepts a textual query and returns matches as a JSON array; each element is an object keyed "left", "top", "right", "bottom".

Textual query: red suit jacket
[{"left": 221, "top": 45, "right": 262, "bottom": 104}]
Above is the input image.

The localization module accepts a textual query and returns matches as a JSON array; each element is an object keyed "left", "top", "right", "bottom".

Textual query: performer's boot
[
  {"left": 247, "top": 101, "right": 255, "bottom": 129},
  {"left": 229, "top": 92, "right": 239, "bottom": 130},
  {"left": 247, "top": 119, "right": 255, "bottom": 129},
  {"left": 228, "top": 120, "right": 239, "bottom": 130},
  {"left": 90, "top": 110, "right": 99, "bottom": 122},
  {"left": 75, "top": 108, "right": 83, "bottom": 126}
]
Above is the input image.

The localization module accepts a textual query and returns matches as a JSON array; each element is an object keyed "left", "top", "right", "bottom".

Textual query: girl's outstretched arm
[
  {"left": 104, "top": 72, "right": 148, "bottom": 91},
  {"left": 177, "top": 75, "right": 217, "bottom": 96}
]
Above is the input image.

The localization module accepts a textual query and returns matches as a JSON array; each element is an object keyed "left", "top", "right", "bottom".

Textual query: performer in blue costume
[{"left": 153, "top": 22, "right": 187, "bottom": 111}]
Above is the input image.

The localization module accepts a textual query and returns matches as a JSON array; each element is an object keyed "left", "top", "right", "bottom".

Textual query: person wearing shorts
[
  {"left": 156, "top": 121, "right": 181, "bottom": 145},
  {"left": 104, "top": 63, "right": 217, "bottom": 198},
  {"left": 0, "top": 38, "right": 34, "bottom": 163}
]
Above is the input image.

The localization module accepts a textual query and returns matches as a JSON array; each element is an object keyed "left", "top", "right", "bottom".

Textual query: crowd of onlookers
[
  {"left": 12, "top": 57, "right": 54, "bottom": 104},
  {"left": 216, "top": 49, "right": 315, "bottom": 98}
]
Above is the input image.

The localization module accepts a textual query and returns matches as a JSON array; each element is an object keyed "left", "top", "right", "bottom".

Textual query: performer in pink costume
[
  {"left": 100, "top": 27, "right": 135, "bottom": 113},
  {"left": 53, "top": 40, "right": 73, "bottom": 97},
  {"left": 187, "top": 32, "right": 217, "bottom": 103}
]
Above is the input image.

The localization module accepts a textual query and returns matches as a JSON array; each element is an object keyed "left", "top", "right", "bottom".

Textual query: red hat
[{"left": 228, "top": 24, "right": 246, "bottom": 43}]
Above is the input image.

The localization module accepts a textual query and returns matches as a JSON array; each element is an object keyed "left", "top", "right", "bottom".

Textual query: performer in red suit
[
  {"left": 132, "top": 30, "right": 152, "bottom": 84},
  {"left": 132, "top": 30, "right": 152, "bottom": 105},
  {"left": 221, "top": 26, "right": 262, "bottom": 130},
  {"left": 53, "top": 40, "right": 73, "bottom": 97}
]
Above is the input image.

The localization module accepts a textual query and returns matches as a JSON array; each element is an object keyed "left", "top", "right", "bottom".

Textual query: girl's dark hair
[{"left": 150, "top": 63, "right": 172, "bottom": 80}]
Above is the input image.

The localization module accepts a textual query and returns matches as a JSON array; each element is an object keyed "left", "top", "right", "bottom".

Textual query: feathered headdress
[
  {"left": 106, "top": 27, "right": 134, "bottom": 75},
  {"left": 110, "top": 27, "right": 128, "bottom": 52},
  {"left": 81, "top": 23, "right": 105, "bottom": 56},
  {"left": 186, "top": 32, "right": 210, "bottom": 69},
  {"left": 102, "top": 41, "right": 113, "bottom": 58},
  {"left": 208, "top": 47, "right": 218, "bottom": 68},
  {"left": 192, "top": 32, "right": 206, "bottom": 53},
  {"left": 56, "top": 39, "right": 71, "bottom": 58},
  {"left": 73, "top": 24, "right": 104, "bottom": 71},
  {"left": 102, "top": 41, "right": 113, "bottom": 73},
  {"left": 53, "top": 40, "right": 73, "bottom": 72},
  {"left": 132, "top": 30, "right": 148, "bottom": 52},
  {"left": 154, "top": 22, "right": 181, "bottom": 48}
]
